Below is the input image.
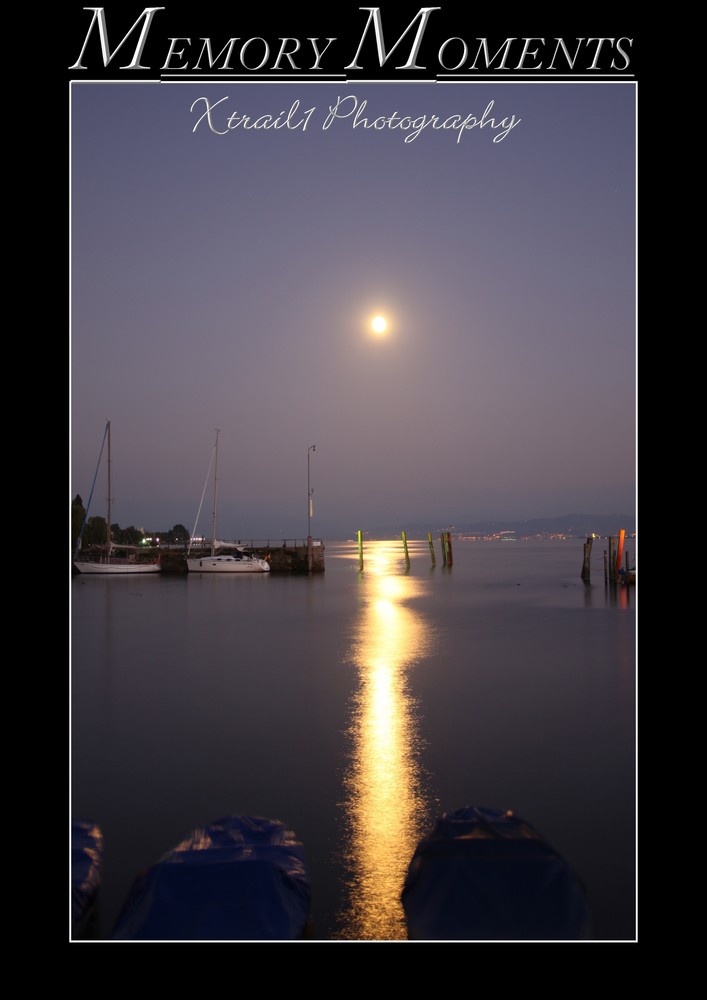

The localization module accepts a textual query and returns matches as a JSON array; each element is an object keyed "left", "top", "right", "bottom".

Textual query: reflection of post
[
  {"left": 358, "top": 530, "right": 364, "bottom": 571},
  {"left": 402, "top": 531, "right": 410, "bottom": 570},
  {"left": 581, "top": 536, "right": 593, "bottom": 582},
  {"left": 427, "top": 532, "right": 436, "bottom": 567}
]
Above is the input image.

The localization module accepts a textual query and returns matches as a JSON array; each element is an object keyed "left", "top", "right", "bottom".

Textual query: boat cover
[
  {"left": 401, "top": 806, "right": 591, "bottom": 940},
  {"left": 112, "top": 815, "right": 311, "bottom": 941},
  {"left": 71, "top": 821, "right": 103, "bottom": 938}
]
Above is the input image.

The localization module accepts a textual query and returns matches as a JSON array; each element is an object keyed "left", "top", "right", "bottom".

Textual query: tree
[
  {"left": 119, "top": 525, "right": 146, "bottom": 545},
  {"left": 84, "top": 516, "right": 108, "bottom": 546},
  {"left": 72, "top": 495, "right": 86, "bottom": 551}
]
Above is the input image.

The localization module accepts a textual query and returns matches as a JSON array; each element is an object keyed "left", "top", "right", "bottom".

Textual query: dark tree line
[{"left": 71, "top": 495, "right": 190, "bottom": 549}]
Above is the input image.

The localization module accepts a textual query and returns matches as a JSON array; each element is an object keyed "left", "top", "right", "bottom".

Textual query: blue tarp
[
  {"left": 401, "top": 806, "right": 591, "bottom": 940},
  {"left": 71, "top": 821, "right": 103, "bottom": 938},
  {"left": 112, "top": 815, "right": 311, "bottom": 941}
]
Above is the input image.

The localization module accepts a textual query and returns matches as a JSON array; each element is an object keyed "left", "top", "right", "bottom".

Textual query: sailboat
[
  {"left": 73, "top": 421, "right": 161, "bottom": 575},
  {"left": 185, "top": 430, "right": 270, "bottom": 574}
]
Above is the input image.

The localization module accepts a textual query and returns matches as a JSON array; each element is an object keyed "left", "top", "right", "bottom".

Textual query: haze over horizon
[{"left": 70, "top": 81, "right": 636, "bottom": 540}]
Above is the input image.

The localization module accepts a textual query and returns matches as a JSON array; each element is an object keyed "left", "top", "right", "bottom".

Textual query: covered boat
[
  {"left": 71, "top": 821, "right": 103, "bottom": 939},
  {"left": 112, "top": 815, "right": 311, "bottom": 940},
  {"left": 401, "top": 806, "right": 591, "bottom": 940}
]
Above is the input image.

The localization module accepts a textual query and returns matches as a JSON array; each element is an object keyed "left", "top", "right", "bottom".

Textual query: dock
[{"left": 159, "top": 540, "right": 325, "bottom": 574}]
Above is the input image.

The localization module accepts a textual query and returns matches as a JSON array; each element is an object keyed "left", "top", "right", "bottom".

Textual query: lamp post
[{"left": 307, "top": 445, "right": 315, "bottom": 571}]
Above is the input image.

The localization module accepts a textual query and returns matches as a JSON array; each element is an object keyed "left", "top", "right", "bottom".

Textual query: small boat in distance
[
  {"left": 186, "top": 430, "right": 270, "bottom": 574},
  {"left": 73, "top": 421, "right": 161, "bottom": 575}
]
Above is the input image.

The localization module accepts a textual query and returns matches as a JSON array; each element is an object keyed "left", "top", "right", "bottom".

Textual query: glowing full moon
[{"left": 371, "top": 315, "right": 388, "bottom": 334}]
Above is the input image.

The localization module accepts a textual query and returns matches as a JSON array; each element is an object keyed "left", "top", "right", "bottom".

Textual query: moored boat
[
  {"left": 73, "top": 421, "right": 160, "bottom": 575},
  {"left": 401, "top": 806, "right": 591, "bottom": 940},
  {"left": 186, "top": 430, "right": 270, "bottom": 574},
  {"left": 111, "top": 815, "right": 311, "bottom": 940},
  {"left": 72, "top": 821, "right": 103, "bottom": 939},
  {"left": 186, "top": 549, "right": 270, "bottom": 573},
  {"left": 74, "top": 545, "right": 161, "bottom": 574}
]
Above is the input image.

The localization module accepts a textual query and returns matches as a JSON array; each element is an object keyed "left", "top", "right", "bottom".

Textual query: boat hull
[
  {"left": 73, "top": 561, "right": 161, "bottom": 575},
  {"left": 186, "top": 555, "right": 270, "bottom": 573}
]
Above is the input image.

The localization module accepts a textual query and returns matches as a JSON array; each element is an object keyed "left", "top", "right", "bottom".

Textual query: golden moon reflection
[
  {"left": 371, "top": 315, "right": 388, "bottom": 335},
  {"left": 335, "top": 540, "right": 435, "bottom": 940}
]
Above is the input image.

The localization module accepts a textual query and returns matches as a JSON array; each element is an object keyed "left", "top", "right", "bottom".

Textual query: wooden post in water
[
  {"left": 445, "top": 531, "right": 454, "bottom": 566},
  {"left": 608, "top": 536, "right": 617, "bottom": 584},
  {"left": 357, "top": 530, "right": 364, "bottom": 572},
  {"left": 440, "top": 531, "right": 447, "bottom": 566},
  {"left": 427, "top": 532, "right": 436, "bottom": 567},
  {"left": 581, "top": 536, "right": 593, "bottom": 582},
  {"left": 603, "top": 549, "right": 608, "bottom": 585},
  {"left": 616, "top": 529, "right": 625, "bottom": 576},
  {"left": 402, "top": 530, "right": 410, "bottom": 570}
]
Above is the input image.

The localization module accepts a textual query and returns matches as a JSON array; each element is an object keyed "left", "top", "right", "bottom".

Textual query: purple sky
[{"left": 70, "top": 81, "right": 636, "bottom": 539}]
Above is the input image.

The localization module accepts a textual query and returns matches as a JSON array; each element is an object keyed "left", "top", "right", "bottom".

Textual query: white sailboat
[
  {"left": 185, "top": 430, "right": 270, "bottom": 574},
  {"left": 73, "top": 421, "right": 161, "bottom": 575}
]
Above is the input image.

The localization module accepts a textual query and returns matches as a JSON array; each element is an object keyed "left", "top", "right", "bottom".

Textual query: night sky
[{"left": 70, "top": 80, "right": 636, "bottom": 539}]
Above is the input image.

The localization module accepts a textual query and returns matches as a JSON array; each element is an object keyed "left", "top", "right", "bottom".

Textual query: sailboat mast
[
  {"left": 106, "top": 420, "right": 112, "bottom": 553},
  {"left": 211, "top": 428, "right": 220, "bottom": 556}
]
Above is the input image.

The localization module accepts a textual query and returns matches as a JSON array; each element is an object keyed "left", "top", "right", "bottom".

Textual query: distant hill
[{"left": 366, "top": 514, "right": 636, "bottom": 539}]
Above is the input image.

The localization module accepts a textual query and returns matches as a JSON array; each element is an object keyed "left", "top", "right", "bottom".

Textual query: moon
[{"left": 371, "top": 315, "right": 388, "bottom": 335}]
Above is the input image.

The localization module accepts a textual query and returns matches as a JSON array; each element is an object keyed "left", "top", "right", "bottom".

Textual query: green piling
[
  {"left": 402, "top": 530, "right": 410, "bottom": 569},
  {"left": 358, "top": 530, "right": 364, "bottom": 571},
  {"left": 427, "top": 532, "right": 436, "bottom": 567}
]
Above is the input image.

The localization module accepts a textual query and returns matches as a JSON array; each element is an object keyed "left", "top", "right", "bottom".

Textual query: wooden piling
[
  {"left": 445, "top": 531, "right": 454, "bottom": 567},
  {"left": 402, "top": 530, "right": 410, "bottom": 570},
  {"left": 440, "top": 531, "right": 447, "bottom": 566},
  {"left": 616, "top": 529, "right": 625, "bottom": 576},
  {"left": 357, "top": 530, "right": 364, "bottom": 571},
  {"left": 608, "top": 536, "right": 617, "bottom": 584},
  {"left": 427, "top": 532, "right": 436, "bottom": 567},
  {"left": 581, "top": 536, "right": 593, "bottom": 582}
]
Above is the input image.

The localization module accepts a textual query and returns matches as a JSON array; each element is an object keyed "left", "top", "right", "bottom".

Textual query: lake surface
[{"left": 70, "top": 537, "right": 636, "bottom": 942}]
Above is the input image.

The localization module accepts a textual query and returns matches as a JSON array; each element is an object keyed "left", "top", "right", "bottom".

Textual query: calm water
[{"left": 71, "top": 537, "right": 636, "bottom": 942}]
